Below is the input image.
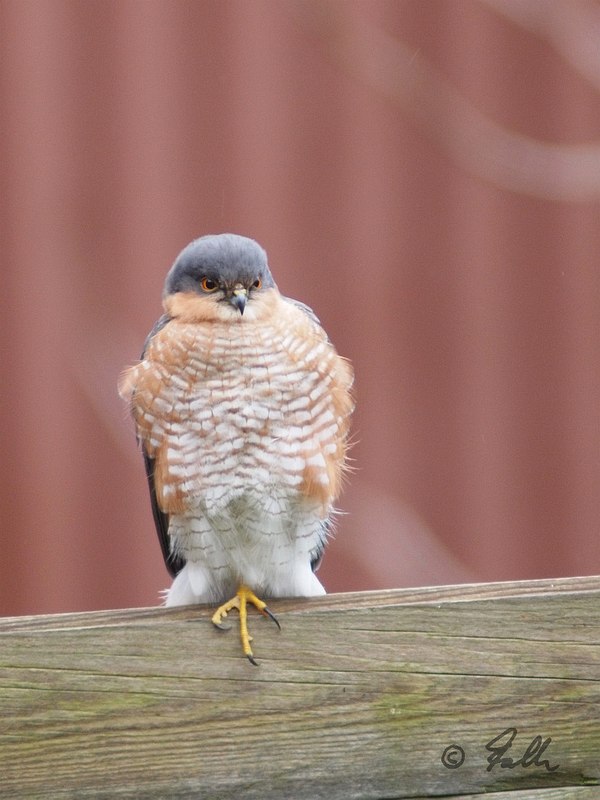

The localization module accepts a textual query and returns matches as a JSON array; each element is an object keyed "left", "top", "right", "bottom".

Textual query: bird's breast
[{"left": 133, "top": 301, "right": 351, "bottom": 516}]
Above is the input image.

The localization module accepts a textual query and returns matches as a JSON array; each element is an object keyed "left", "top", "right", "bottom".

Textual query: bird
[{"left": 119, "top": 233, "right": 354, "bottom": 663}]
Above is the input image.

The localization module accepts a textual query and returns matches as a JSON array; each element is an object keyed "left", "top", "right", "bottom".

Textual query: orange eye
[
  {"left": 252, "top": 277, "right": 262, "bottom": 289},
  {"left": 201, "top": 277, "right": 218, "bottom": 292}
]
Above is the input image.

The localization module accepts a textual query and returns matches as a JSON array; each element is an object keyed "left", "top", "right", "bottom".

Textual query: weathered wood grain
[{"left": 1, "top": 575, "right": 599, "bottom": 799}]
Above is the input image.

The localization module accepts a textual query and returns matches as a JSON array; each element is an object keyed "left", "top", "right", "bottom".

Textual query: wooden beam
[{"left": 2, "top": 575, "right": 600, "bottom": 798}]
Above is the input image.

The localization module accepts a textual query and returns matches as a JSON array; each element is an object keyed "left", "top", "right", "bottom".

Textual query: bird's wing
[
  {"left": 310, "top": 519, "right": 330, "bottom": 573},
  {"left": 281, "top": 296, "right": 322, "bottom": 327},
  {"left": 142, "top": 313, "right": 172, "bottom": 352},
  {"left": 142, "top": 447, "right": 185, "bottom": 577},
  {"left": 140, "top": 314, "right": 186, "bottom": 578}
]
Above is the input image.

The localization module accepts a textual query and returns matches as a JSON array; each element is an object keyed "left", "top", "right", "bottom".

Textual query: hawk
[{"left": 119, "top": 234, "right": 354, "bottom": 663}]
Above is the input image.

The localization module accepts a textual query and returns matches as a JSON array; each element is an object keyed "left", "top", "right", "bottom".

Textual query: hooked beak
[{"left": 229, "top": 286, "right": 247, "bottom": 315}]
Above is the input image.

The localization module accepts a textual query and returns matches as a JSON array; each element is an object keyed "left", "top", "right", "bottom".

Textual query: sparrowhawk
[{"left": 119, "top": 233, "right": 354, "bottom": 663}]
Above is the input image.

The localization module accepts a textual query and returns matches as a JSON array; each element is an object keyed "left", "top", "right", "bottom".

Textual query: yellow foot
[{"left": 211, "top": 585, "right": 280, "bottom": 665}]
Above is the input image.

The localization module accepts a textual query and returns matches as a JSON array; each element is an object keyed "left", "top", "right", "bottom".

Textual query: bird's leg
[{"left": 211, "top": 584, "right": 280, "bottom": 665}]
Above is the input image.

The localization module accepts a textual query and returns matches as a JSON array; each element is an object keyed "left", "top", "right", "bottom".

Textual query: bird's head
[{"left": 162, "top": 233, "right": 277, "bottom": 322}]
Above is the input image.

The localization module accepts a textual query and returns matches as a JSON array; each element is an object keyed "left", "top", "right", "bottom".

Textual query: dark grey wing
[
  {"left": 142, "top": 313, "right": 172, "bottom": 353},
  {"left": 140, "top": 314, "right": 186, "bottom": 578},
  {"left": 143, "top": 448, "right": 185, "bottom": 577},
  {"left": 282, "top": 296, "right": 322, "bottom": 326},
  {"left": 310, "top": 519, "right": 330, "bottom": 573}
]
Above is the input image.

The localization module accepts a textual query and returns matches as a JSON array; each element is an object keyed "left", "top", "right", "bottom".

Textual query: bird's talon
[
  {"left": 210, "top": 585, "right": 277, "bottom": 663},
  {"left": 211, "top": 596, "right": 241, "bottom": 631},
  {"left": 263, "top": 606, "right": 281, "bottom": 630}
]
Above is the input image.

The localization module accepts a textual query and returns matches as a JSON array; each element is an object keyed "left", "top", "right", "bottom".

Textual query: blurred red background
[{"left": 2, "top": 0, "right": 599, "bottom": 616}]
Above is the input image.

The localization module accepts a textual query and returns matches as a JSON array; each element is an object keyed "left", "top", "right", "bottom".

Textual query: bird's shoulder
[
  {"left": 141, "top": 313, "right": 172, "bottom": 358},
  {"left": 280, "top": 296, "right": 322, "bottom": 328}
]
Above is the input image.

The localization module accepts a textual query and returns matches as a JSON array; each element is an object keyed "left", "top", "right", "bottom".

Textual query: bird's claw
[
  {"left": 262, "top": 605, "right": 281, "bottom": 630},
  {"left": 211, "top": 585, "right": 280, "bottom": 664},
  {"left": 211, "top": 599, "right": 238, "bottom": 631}
]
